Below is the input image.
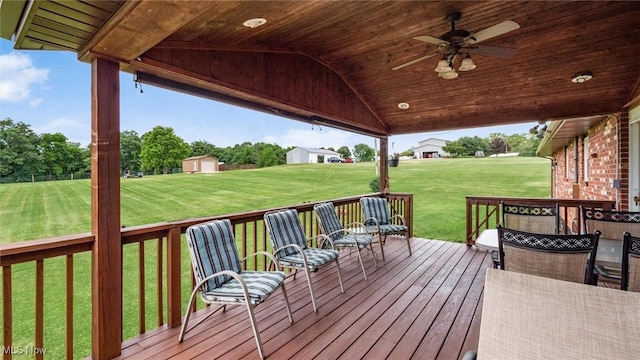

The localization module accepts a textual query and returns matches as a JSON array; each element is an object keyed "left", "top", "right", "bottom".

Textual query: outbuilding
[
  {"left": 286, "top": 147, "right": 342, "bottom": 164},
  {"left": 182, "top": 155, "right": 219, "bottom": 173},
  {"left": 413, "top": 138, "right": 449, "bottom": 159}
]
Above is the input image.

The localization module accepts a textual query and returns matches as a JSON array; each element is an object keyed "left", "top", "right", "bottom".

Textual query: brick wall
[{"left": 551, "top": 112, "right": 629, "bottom": 212}]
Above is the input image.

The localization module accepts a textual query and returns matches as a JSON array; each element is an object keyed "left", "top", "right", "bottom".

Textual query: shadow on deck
[{"left": 116, "top": 237, "right": 493, "bottom": 359}]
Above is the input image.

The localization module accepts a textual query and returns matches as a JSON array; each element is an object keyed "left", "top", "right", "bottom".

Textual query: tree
[
  {"left": 140, "top": 126, "right": 190, "bottom": 174},
  {"left": 459, "top": 136, "right": 489, "bottom": 157},
  {"left": 256, "top": 143, "right": 284, "bottom": 167},
  {"left": 0, "top": 118, "right": 42, "bottom": 181},
  {"left": 120, "top": 130, "right": 142, "bottom": 174},
  {"left": 336, "top": 145, "right": 352, "bottom": 159},
  {"left": 231, "top": 142, "right": 256, "bottom": 165},
  {"left": 190, "top": 140, "right": 220, "bottom": 158},
  {"left": 518, "top": 135, "right": 542, "bottom": 157},
  {"left": 39, "top": 132, "right": 72, "bottom": 177},
  {"left": 353, "top": 143, "right": 374, "bottom": 162},
  {"left": 488, "top": 136, "right": 509, "bottom": 155},
  {"left": 442, "top": 140, "right": 466, "bottom": 157}
]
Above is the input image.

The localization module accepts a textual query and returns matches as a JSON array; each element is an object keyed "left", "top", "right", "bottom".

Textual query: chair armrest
[
  {"left": 390, "top": 214, "right": 406, "bottom": 225},
  {"left": 363, "top": 216, "right": 381, "bottom": 228},
  {"left": 462, "top": 351, "right": 477, "bottom": 360},
  {"left": 242, "top": 251, "right": 281, "bottom": 271},
  {"left": 312, "top": 233, "right": 336, "bottom": 249}
]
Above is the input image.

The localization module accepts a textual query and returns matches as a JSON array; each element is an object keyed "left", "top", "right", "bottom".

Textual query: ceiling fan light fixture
[
  {"left": 441, "top": 70, "right": 459, "bottom": 80},
  {"left": 458, "top": 55, "right": 476, "bottom": 71},
  {"left": 435, "top": 58, "right": 452, "bottom": 73}
]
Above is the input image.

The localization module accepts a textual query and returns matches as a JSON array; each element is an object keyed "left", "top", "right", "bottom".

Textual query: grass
[{"left": 0, "top": 157, "right": 550, "bottom": 358}]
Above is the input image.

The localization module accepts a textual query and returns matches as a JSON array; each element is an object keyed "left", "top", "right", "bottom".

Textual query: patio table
[{"left": 478, "top": 268, "right": 640, "bottom": 359}]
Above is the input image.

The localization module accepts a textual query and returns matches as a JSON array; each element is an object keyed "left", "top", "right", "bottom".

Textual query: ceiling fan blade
[
  {"left": 467, "top": 45, "right": 518, "bottom": 58},
  {"left": 392, "top": 53, "right": 439, "bottom": 70},
  {"left": 413, "top": 35, "right": 447, "bottom": 45},
  {"left": 466, "top": 20, "right": 520, "bottom": 44}
]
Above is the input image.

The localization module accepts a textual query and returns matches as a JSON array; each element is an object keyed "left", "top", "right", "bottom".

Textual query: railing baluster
[
  {"left": 35, "top": 260, "right": 43, "bottom": 360},
  {"left": 138, "top": 242, "right": 145, "bottom": 334},
  {"left": 167, "top": 228, "right": 181, "bottom": 328},
  {"left": 3, "top": 266, "right": 12, "bottom": 360},
  {"left": 157, "top": 237, "right": 163, "bottom": 326},
  {"left": 66, "top": 254, "right": 73, "bottom": 360}
]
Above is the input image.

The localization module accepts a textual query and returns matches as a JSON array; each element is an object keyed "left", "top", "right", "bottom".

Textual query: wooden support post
[
  {"left": 380, "top": 137, "right": 389, "bottom": 194},
  {"left": 91, "top": 57, "right": 122, "bottom": 359},
  {"left": 167, "top": 227, "right": 182, "bottom": 327}
]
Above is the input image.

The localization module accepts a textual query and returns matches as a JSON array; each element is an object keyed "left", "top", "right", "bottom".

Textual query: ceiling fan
[{"left": 392, "top": 12, "right": 520, "bottom": 79}]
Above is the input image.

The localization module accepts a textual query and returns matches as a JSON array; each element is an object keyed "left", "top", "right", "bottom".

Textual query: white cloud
[
  {"left": 0, "top": 52, "right": 49, "bottom": 102},
  {"left": 33, "top": 117, "right": 89, "bottom": 145}
]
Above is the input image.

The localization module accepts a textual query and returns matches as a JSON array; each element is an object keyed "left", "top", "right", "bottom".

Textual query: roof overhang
[{"left": 536, "top": 115, "right": 610, "bottom": 157}]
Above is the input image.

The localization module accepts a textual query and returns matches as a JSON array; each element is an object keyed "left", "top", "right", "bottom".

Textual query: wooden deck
[{"left": 116, "top": 237, "right": 493, "bottom": 359}]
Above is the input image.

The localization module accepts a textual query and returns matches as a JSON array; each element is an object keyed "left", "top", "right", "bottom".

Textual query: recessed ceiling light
[
  {"left": 243, "top": 18, "right": 267, "bottom": 29},
  {"left": 571, "top": 72, "right": 593, "bottom": 83},
  {"left": 398, "top": 102, "right": 409, "bottom": 110}
]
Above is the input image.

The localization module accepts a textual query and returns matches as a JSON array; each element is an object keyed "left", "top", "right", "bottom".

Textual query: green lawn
[
  {"left": 0, "top": 157, "right": 550, "bottom": 243},
  {"left": 0, "top": 157, "right": 550, "bottom": 358}
]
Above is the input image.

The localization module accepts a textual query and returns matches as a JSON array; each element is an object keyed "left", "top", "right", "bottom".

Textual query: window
[{"left": 583, "top": 136, "right": 589, "bottom": 181}]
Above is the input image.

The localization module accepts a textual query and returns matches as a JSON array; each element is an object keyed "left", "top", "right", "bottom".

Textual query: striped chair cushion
[
  {"left": 333, "top": 234, "right": 373, "bottom": 248},
  {"left": 378, "top": 224, "right": 408, "bottom": 235},
  {"left": 279, "top": 248, "right": 340, "bottom": 270},
  {"left": 361, "top": 197, "right": 391, "bottom": 226},
  {"left": 314, "top": 202, "right": 343, "bottom": 241},
  {"left": 201, "top": 271, "right": 286, "bottom": 305},
  {"left": 186, "top": 219, "right": 242, "bottom": 292},
  {"left": 264, "top": 209, "right": 309, "bottom": 257}
]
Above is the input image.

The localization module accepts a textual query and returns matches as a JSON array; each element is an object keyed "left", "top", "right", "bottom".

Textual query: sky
[{"left": 0, "top": 38, "right": 535, "bottom": 153}]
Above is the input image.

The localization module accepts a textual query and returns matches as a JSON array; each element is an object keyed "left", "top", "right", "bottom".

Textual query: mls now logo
[{"left": 3, "top": 346, "right": 47, "bottom": 355}]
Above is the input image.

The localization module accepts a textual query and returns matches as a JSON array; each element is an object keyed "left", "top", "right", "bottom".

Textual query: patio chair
[
  {"left": 360, "top": 196, "right": 410, "bottom": 261},
  {"left": 178, "top": 219, "right": 293, "bottom": 359},
  {"left": 497, "top": 226, "right": 600, "bottom": 284},
  {"left": 313, "top": 202, "right": 377, "bottom": 280},
  {"left": 581, "top": 207, "right": 640, "bottom": 284},
  {"left": 492, "top": 202, "right": 561, "bottom": 268},
  {"left": 264, "top": 209, "right": 344, "bottom": 312},
  {"left": 621, "top": 232, "right": 640, "bottom": 292}
]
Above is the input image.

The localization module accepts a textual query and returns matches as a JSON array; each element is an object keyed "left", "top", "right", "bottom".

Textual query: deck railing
[
  {"left": 465, "top": 196, "right": 616, "bottom": 246},
  {"left": 0, "top": 193, "right": 412, "bottom": 359}
]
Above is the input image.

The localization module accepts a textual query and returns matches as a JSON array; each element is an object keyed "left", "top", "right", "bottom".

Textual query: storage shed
[
  {"left": 413, "top": 138, "right": 449, "bottom": 159},
  {"left": 182, "top": 155, "right": 219, "bottom": 173},
  {"left": 286, "top": 147, "right": 342, "bottom": 164}
]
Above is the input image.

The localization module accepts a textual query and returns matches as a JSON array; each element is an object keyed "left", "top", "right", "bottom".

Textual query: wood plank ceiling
[{"left": 3, "top": 1, "right": 640, "bottom": 139}]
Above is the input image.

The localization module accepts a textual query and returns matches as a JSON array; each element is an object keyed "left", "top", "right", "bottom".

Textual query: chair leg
[
  {"left": 378, "top": 235, "right": 386, "bottom": 261},
  {"left": 356, "top": 246, "right": 368, "bottom": 280},
  {"left": 405, "top": 232, "right": 412, "bottom": 256},
  {"left": 178, "top": 286, "right": 201, "bottom": 342},
  {"left": 280, "top": 282, "right": 294, "bottom": 323},
  {"left": 335, "top": 258, "right": 345, "bottom": 293},
  {"left": 245, "top": 302, "right": 265, "bottom": 359},
  {"left": 304, "top": 267, "right": 319, "bottom": 312},
  {"left": 369, "top": 243, "right": 378, "bottom": 268}
]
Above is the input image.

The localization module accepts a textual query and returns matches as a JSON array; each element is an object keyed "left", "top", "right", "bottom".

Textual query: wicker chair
[
  {"left": 264, "top": 208, "right": 344, "bottom": 312},
  {"left": 178, "top": 219, "right": 293, "bottom": 359},
  {"left": 581, "top": 207, "right": 640, "bottom": 284},
  {"left": 360, "top": 197, "right": 410, "bottom": 261},
  {"left": 313, "top": 202, "right": 377, "bottom": 280},
  {"left": 492, "top": 202, "right": 561, "bottom": 268},
  {"left": 497, "top": 226, "right": 600, "bottom": 284},
  {"left": 621, "top": 232, "right": 640, "bottom": 292}
]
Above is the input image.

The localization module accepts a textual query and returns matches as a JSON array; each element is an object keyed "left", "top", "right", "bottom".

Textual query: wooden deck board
[{"left": 115, "top": 238, "right": 492, "bottom": 360}]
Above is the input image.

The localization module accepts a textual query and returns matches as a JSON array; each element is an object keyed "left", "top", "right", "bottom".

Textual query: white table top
[
  {"left": 478, "top": 268, "right": 640, "bottom": 359},
  {"left": 474, "top": 228, "right": 622, "bottom": 268}
]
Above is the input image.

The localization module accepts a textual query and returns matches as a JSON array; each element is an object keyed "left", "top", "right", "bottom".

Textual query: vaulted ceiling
[{"left": 2, "top": 1, "right": 640, "bottom": 142}]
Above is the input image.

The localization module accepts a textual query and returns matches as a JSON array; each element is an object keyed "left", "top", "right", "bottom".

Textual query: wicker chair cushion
[
  {"left": 186, "top": 219, "right": 242, "bottom": 292},
  {"left": 264, "top": 209, "right": 309, "bottom": 257}
]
